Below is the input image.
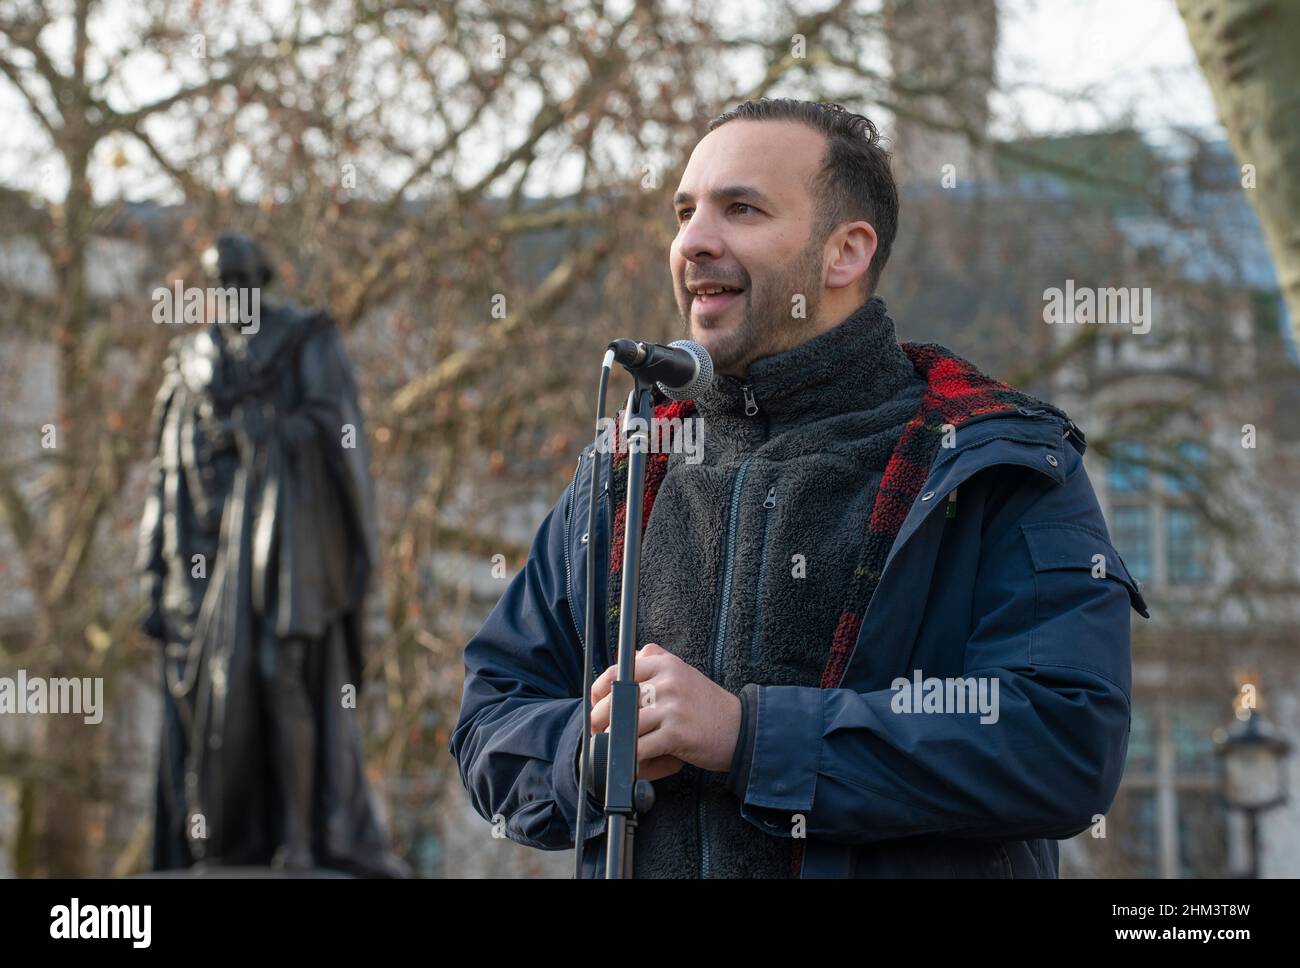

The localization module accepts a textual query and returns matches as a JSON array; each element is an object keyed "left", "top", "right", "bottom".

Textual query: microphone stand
[
  {"left": 601, "top": 375, "right": 660, "bottom": 878},
  {"left": 575, "top": 358, "right": 659, "bottom": 878}
]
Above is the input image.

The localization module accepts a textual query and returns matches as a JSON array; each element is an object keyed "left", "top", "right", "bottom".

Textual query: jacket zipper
[
  {"left": 699, "top": 453, "right": 752, "bottom": 878},
  {"left": 749, "top": 485, "right": 777, "bottom": 665},
  {"left": 700, "top": 382, "right": 765, "bottom": 878},
  {"left": 564, "top": 448, "right": 614, "bottom": 674},
  {"left": 561, "top": 450, "right": 586, "bottom": 656}
]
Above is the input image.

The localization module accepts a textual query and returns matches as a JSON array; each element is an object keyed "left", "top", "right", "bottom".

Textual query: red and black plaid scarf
[{"left": 602, "top": 343, "right": 1051, "bottom": 875}]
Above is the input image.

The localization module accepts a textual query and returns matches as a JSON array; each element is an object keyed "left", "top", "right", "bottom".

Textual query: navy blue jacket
[{"left": 449, "top": 407, "right": 1148, "bottom": 877}]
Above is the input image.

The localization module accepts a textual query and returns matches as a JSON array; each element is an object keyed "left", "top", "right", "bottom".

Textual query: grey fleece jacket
[{"left": 630, "top": 296, "right": 927, "bottom": 878}]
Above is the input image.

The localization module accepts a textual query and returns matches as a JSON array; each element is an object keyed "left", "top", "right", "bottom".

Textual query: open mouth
[{"left": 689, "top": 285, "right": 745, "bottom": 315}]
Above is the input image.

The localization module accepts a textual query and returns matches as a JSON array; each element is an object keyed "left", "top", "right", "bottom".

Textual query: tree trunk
[{"left": 1178, "top": 0, "right": 1300, "bottom": 344}]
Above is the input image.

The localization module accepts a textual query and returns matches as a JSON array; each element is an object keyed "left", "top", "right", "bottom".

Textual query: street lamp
[{"left": 1214, "top": 713, "right": 1292, "bottom": 878}]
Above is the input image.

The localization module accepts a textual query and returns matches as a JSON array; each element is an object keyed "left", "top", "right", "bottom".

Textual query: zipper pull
[
  {"left": 741, "top": 384, "right": 758, "bottom": 416},
  {"left": 946, "top": 487, "right": 958, "bottom": 519},
  {"left": 763, "top": 484, "right": 776, "bottom": 509}
]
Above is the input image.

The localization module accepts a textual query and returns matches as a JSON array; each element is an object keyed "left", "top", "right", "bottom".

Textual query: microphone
[{"left": 607, "top": 338, "right": 713, "bottom": 400}]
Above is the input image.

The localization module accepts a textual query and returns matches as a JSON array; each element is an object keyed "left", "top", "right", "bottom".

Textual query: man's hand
[{"left": 589, "top": 642, "right": 742, "bottom": 777}]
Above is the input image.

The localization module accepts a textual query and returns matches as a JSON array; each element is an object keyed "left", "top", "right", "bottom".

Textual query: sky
[
  {"left": 995, "top": 0, "right": 1219, "bottom": 138},
  {"left": 0, "top": 0, "right": 1222, "bottom": 205}
]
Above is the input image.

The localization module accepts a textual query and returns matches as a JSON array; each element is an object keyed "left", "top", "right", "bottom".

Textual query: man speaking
[{"left": 449, "top": 98, "right": 1147, "bottom": 878}]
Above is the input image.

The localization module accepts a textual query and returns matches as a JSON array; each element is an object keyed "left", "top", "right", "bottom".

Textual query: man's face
[{"left": 670, "top": 120, "right": 829, "bottom": 376}]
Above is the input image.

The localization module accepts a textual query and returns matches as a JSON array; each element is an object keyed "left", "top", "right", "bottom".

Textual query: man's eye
[{"left": 676, "top": 203, "right": 755, "bottom": 223}]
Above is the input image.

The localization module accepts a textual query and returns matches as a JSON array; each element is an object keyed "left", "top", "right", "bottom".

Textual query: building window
[
  {"left": 1165, "top": 441, "right": 1207, "bottom": 496},
  {"left": 1178, "top": 790, "right": 1229, "bottom": 877},
  {"left": 1111, "top": 505, "right": 1152, "bottom": 583},
  {"left": 1127, "top": 701, "right": 1155, "bottom": 774},
  {"left": 1105, "top": 440, "right": 1215, "bottom": 589},
  {"left": 1108, "top": 441, "right": 1149, "bottom": 493},
  {"left": 1098, "top": 690, "right": 1229, "bottom": 877},
  {"left": 1165, "top": 507, "right": 1208, "bottom": 585},
  {"left": 1112, "top": 790, "right": 1158, "bottom": 877}
]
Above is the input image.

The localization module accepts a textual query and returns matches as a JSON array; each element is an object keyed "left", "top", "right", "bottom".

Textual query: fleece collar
[{"left": 691, "top": 296, "right": 919, "bottom": 432}]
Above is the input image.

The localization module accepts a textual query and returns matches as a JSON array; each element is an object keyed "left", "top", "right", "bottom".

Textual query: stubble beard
[{"left": 679, "top": 230, "right": 825, "bottom": 377}]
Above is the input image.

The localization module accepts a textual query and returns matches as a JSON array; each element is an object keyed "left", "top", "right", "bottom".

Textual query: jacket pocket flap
[{"left": 1022, "top": 522, "right": 1149, "bottom": 618}]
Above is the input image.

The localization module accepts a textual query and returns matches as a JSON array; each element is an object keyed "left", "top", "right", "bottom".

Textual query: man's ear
[{"left": 824, "top": 220, "right": 878, "bottom": 292}]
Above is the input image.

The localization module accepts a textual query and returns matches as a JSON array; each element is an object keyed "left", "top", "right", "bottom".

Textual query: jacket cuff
[
  {"left": 556, "top": 702, "right": 607, "bottom": 839},
  {"left": 735, "top": 685, "right": 823, "bottom": 836},
  {"left": 575, "top": 724, "right": 606, "bottom": 817},
  {"left": 724, "top": 683, "right": 760, "bottom": 797}
]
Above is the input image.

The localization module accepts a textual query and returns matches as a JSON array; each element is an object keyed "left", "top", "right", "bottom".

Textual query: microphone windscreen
[{"left": 658, "top": 339, "right": 713, "bottom": 400}]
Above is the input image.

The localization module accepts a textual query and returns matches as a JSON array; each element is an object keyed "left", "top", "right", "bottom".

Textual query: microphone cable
[{"left": 574, "top": 346, "right": 615, "bottom": 877}]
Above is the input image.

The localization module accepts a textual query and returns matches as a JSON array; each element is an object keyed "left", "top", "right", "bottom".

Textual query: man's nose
[{"left": 677, "top": 207, "right": 725, "bottom": 262}]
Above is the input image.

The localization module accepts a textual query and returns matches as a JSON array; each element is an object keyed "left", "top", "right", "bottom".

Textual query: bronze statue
[{"left": 137, "top": 233, "right": 406, "bottom": 877}]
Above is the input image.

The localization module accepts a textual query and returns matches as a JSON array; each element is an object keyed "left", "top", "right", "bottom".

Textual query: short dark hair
[{"left": 706, "top": 99, "right": 898, "bottom": 295}]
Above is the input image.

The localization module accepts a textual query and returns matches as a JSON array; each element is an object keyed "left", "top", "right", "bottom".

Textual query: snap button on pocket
[
  {"left": 1045, "top": 454, "right": 1058, "bottom": 467},
  {"left": 921, "top": 491, "right": 935, "bottom": 501}
]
